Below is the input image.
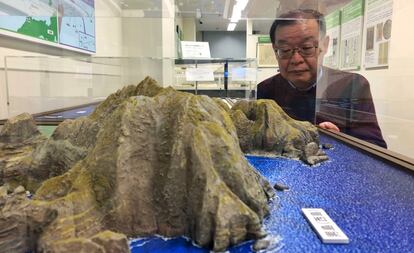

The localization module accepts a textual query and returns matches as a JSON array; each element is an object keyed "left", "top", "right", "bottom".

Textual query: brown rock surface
[
  {"left": 0, "top": 113, "right": 47, "bottom": 189},
  {"left": 0, "top": 77, "right": 275, "bottom": 252},
  {"left": 230, "top": 99, "right": 328, "bottom": 165},
  {"left": 0, "top": 185, "right": 57, "bottom": 253},
  {"left": 0, "top": 76, "right": 328, "bottom": 252}
]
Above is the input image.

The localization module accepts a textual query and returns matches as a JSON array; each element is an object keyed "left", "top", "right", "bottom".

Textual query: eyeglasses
[{"left": 274, "top": 46, "right": 319, "bottom": 59}]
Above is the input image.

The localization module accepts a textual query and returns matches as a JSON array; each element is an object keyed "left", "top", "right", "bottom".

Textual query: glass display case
[
  {"left": 173, "top": 58, "right": 257, "bottom": 98},
  {"left": 1, "top": 1, "right": 414, "bottom": 253},
  {"left": 2, "top": 56, "right": 257, "bottom": 121}
]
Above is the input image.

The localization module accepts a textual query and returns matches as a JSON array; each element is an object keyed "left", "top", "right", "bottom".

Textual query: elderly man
[{"left": 257, "top": 9, "right": 387, "bottom": 148}]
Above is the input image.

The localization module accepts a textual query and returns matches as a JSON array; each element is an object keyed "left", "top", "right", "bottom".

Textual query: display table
[{"left": 129, "top": 133, "right": 414, "bottom": 253}]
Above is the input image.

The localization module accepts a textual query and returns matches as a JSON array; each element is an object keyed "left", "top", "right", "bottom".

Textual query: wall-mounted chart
[
  {"left": 364, "top": 0, "right": 393, "bottom": 68},
  {"left": 58, "top": 0, "right": 95, "bottom": 52},
  {"left": 324, "top": 10, "right": 341, "bottom": 69},
  {"left": 0, "top": 0, "right": 95, "bottom": 53},
  {"left": 339, "top": 0, "right": 364, "bottom": 70},
  {"left": 0, "top": 0, "right": 58, "bottom": 43}
]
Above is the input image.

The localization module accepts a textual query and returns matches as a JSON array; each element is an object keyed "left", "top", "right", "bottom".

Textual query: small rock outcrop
[
  {"left": 0, "top": 113, "right": 46, "bottom": 189},
  {"left": 0, "top": 112, "right": 41, "bottom": 143},
  {"left": 0, "top": 184, "right": 57, "bottom": 253},
  {"left": 229, "top": 100, "right": 328, "bottom": 165}
]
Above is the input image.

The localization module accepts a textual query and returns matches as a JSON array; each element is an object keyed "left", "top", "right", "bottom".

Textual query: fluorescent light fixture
[
  {"left": 227, "top": 22, "right": 237, "bottom": 31},
  {"left": 230, "top": 13, "right": 241, "bottom": 23},
  {"left": 236, "top": 0, "right": 249, "bottom": 10},
  {"left": 230, "top": 0, "right": 248, "bottom": 23}
]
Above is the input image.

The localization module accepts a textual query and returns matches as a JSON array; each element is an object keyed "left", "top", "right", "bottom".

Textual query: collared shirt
[{"left": 286, "top": 67, "right": 323, "bottom": 92}]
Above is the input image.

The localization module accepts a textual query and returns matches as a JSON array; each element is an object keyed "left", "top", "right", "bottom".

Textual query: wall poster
[
  {"left": 257, "top": 43, "right": 278, "bottom": 68},
  {"left": 364, "top": 0, "right": 393, "bottom": 68},
  {"left": 340, "top": 0, "right": 364, "bottom": 70},
  {"left": 324, "top": 10, "right": 341, "bottom": 69},
  {"left": 58, "top": 0, "right": 96, "bottom": 52},
  {"left": 256, "top": 36, "right": 277, "bottom": 68},
  {"left": 0, "top": 0, "right": 58, "bottom": 43},
  {"left": 0, "top": 0, "right": 96, "bottom": 53}
]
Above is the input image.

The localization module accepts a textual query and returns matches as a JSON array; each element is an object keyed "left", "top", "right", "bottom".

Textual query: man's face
[{"left": 273, "top": 19, "right": 328, "bottom": 89}]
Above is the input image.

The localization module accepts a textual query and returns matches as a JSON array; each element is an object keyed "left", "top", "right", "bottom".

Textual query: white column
[
  {"left": 182, "top": 18, "right": 197, "bottom": 41},
  {"left": 246, "top": 19, "right": 257, "bottom": 58},
  {"left": 161, "top": 0, "right": 175, "bottom": 86}
]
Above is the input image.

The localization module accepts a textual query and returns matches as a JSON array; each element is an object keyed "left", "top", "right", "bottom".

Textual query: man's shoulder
[
  {"left": 258, "top": 73, "right": 284, "bottom": 88},
  {"left": 257, "top": 73, "right": 287, "bottom": 99},
  {"left": 323, "top": 67, "right": 370, "bottom": 86}
]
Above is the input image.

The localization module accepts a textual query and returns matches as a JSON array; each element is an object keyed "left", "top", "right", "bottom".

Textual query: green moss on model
[{"left": 0, "top": 76, "right": 326, "bottom": 253}]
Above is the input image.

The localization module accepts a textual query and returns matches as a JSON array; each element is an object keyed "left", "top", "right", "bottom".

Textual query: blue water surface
[
  {"left": 35, "top": 104, "right": 97, "bottom": 122},
  {"left": 130, "top": 134, "right": 414, "bottom": 253}
]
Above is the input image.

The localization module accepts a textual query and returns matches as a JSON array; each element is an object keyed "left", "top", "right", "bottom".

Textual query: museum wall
[
  {"left": 121, "top": 14, "right": 175, "bottom": 86},
  {"left": 203, "top": 31, "right": 246, "bottom": 58},
  {"left": 0, "top": 0, "right": 177, "bottom": 119},
  {"left": 182, "top": 18, "right": 197, "bottom": 41},
  {"left": 356, "top": 0, "right": 414, "bottom": 158},
  {"left": 0, "top": 0, "right": 124, "bottom": 119},
  {"left": 246, "top": 33, "right": 278, "bottom": 84}
]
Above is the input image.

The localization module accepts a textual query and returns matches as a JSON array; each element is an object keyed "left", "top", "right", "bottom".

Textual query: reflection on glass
[
  {"left": 256, "top": 8, "right": 387, "bottom": 149},
  {"left": 316, "top": 67, "right": 387, "bottom": 148}
]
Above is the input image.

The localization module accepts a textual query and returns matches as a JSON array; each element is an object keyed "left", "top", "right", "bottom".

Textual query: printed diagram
[
  {"left": 58, "top": 0, "right": 96, "bottom": 52},
  {"left": 0, "top": 0, "right": 58, "bottom": 43},
  {"left": 257, "top": 43, "right": 278, "bottom": 67}
]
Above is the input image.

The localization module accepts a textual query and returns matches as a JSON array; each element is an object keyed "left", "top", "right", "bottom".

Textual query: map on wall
[
  {"left": 0, "top": 0, "right": 59, "bottom": 43},
  {"left": 58, "top": 0, "right": 96, "bottom": 52},
  {"left": 0, "top": 0, "right": 95, "bottom": 53}
]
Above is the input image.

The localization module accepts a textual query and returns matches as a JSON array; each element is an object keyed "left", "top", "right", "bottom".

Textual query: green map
[
  {"left": 0, "top": 0, "right": 96, "bottom": 51},
  {"left": 16, "top": 17, "right": 58, "bottom": 42},
  {"left": 0, "top": 0, "right": 58, "bottom": 43}
]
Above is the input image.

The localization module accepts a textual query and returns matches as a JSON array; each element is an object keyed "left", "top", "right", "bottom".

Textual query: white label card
[
  {"left": 181, "top": 41, "right": 211, "bottom": 59},
  {"left": 302, "top": 208, "right": 349, "bottom": 244},
  {"left": 185, "top": 68, "right": 215, "bottom": 82}
]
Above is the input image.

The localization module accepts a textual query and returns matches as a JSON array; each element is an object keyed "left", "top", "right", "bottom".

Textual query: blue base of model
[{"left": 130, "top": 134, "right": 414, "bottom": 253}]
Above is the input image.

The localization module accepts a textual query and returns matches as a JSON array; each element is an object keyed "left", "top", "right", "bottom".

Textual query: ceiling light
[
  {"left": 230, "top": 0, "right": 249, "bottom": 23},
  {"left": 236, "top": 0, "right": 249, "bottom": 10},
  {"left": 227, "top": 22, "right": 237, "bottom": 31},
  {"left": 230, "top": 11, "right": 241, "bottom": 23}
]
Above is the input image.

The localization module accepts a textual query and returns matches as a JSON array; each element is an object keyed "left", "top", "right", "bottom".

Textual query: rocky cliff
[
  {"left": 0, "top": 77, "right": 276, "bottom": 252},
  {"left": 229, "top": 99, "right": 328, "bottom": 165}
]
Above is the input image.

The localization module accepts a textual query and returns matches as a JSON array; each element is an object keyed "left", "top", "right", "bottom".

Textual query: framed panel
[{"left": 256, "top": 43, "right": 278, "bottom": 68}]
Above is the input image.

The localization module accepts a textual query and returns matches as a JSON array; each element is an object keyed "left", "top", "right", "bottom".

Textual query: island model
[{"left": 0, "top": 77, "right": 327, "bottom": 252}]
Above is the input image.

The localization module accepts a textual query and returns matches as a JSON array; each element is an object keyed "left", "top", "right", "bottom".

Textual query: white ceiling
[{"left": 113, "top": 0, "right": 351, "bottom": 33}]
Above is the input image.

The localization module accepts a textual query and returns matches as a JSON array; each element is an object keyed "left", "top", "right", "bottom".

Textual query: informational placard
[
  {"left": 324, "top": 10, "right": 341, "bottom": 69},
  {"left": 340, "top": 0, "right": 364, "bottom": 70},
  {"left": 0, "top": 0, "right": 59, "bottom": 43},
  {"left": 58, "top": 0, "right": 96, "bottom": 52},
  {"left": 257, "top": 43, "right": 278, "bottom": 67},
  {"left": 364, "top": 0, "right": 393, "bottom": 68},
  {"left": 181, "top": 41, "right": 211, "bottom": 59},
  {"left": 185, "top": 68, "right": 215, "bottom": 82},
  {"left": 0, "top": 0, "right": 96, "bottom": 53}
]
